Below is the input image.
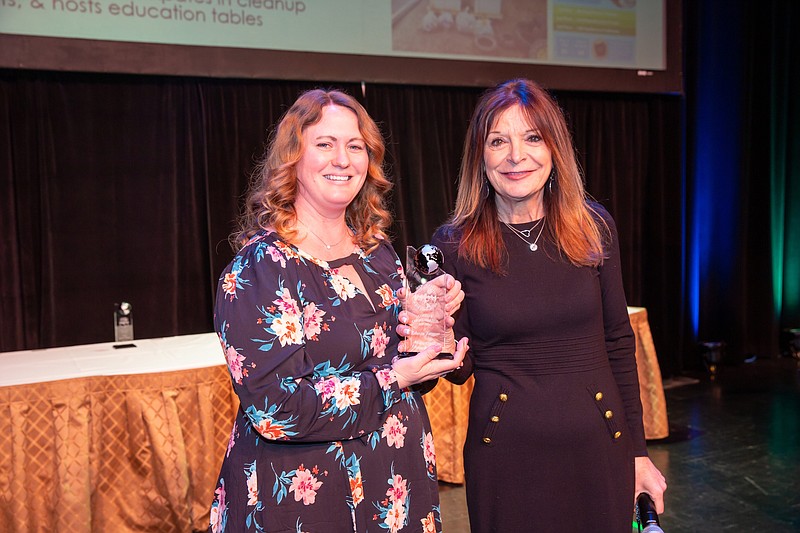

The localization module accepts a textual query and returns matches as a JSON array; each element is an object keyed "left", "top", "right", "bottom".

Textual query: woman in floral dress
[{"left": 208, "top": 89, "right": 468, "bottom": 533}]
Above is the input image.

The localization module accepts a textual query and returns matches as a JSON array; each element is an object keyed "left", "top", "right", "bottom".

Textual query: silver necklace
[
  {"left": 299, "top": 220, "right": 350, "bottom": 250},
  {"left": 503, "top": 218, "right": 545, "bottom": 252}
]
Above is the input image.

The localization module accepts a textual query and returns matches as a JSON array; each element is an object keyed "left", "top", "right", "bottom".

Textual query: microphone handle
[{"left": 636, "top": 492, "right": 664, "bottom": 533}]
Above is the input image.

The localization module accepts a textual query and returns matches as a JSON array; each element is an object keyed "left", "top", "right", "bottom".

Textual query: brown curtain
[
  {"left": 0, "top": 69, "right": 683, "bottom": 376},
  {"left": 562, "top": 92, "right": 684, "bottom": 377}
]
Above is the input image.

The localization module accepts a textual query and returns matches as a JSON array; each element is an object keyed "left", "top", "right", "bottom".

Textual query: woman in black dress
[{"left": 432, "top": 79, "right": 666, "bottom": 532}]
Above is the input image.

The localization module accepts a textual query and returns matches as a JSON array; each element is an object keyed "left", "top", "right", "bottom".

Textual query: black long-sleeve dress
[{"left": 432, "top": 204, "right": 646, "bottom": 532}]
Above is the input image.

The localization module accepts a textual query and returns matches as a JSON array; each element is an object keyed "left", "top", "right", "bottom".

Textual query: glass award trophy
[
  {"left": 114, "top": 301, "right": 134, "bottom": 342},
  {"left": 402, "top": 244, "right": 455, "bottom": 358}
]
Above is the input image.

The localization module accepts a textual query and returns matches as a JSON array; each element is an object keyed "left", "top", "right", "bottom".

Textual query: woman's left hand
[
  {"left": 396, "top": 274, "right": 464, "bottom": 316},
  {"left": 440, "top": 274, "right": 464, "bottom": 316},
  {"left": 391, "top": 337, "right": 469, "bottom": 389},
  {"left": 396, "top": 274, "right": 464, "bottom": 338},
  {"left": 634, "top": 456, "right": 667, "bottom": 513}
]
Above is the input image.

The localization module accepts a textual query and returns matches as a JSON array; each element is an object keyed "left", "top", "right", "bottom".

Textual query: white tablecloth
[{"left": 0, "top": 332, "right": 222, "bottom": 386}]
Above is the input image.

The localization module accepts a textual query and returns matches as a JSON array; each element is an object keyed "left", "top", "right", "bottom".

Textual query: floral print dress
[{"left": 209, "top": 230, "right": 441, "bottom": 533}]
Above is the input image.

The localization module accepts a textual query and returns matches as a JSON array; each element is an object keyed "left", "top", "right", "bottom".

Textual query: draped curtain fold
[
  {"left": 562, "top": 93, "right": 683, "bottom": 376},
  {"left": 1, "top": 70, "right": 682, "bottom": 375},
  {"left": 362, "top": 84, "right": 483, "bottom": 247},
  {"left": 767, "top": 2, "right": 800, "bottom": 330},
  {"left": 681, "top": 0, "right": 800, "bottom": 362}
]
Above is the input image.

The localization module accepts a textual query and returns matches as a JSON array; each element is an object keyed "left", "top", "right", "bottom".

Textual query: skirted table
[
  {"left": 0, "top": 308, "right": 669, "bottom": 531},
  {"left": 421, "top": 306, "right": 669, "bottom": 484},
  {"left": 0, "top": 333, "right": 237, "bottom": 533},
  {"left": 627, "top": 306, "right": 670, "bottom": 441}
]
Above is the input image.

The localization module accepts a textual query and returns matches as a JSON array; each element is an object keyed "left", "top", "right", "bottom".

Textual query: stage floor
[{"left": 438, "top": 356, "right": 800, "bottom": 532}]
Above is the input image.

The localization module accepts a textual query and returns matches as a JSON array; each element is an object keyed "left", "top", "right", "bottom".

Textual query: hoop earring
[
  {"left": 548, "top": 168, "right": 557, "bottom": 194},
  {"left": 481, "top": 169, "right": 491, "bottom": 199}
]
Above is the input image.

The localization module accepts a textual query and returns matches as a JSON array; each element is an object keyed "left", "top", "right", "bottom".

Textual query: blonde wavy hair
[
  {"left": 232, "top": 89, "right": 392, "bottom": 253},
  {"left": 444, "top": 78, "right": 608, "bottom": 273}
]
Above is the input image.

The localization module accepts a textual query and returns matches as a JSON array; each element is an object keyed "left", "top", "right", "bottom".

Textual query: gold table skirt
[
  {"left": 0, "top": 308, "right": 669, "bottom": 529},
  {"left": 628, "top": 306, "right": 670, "bottom": 441},
  {"left": 422, "top": 306, "right": 669, "bottom": 484},
  {"left": 0, "top": 366, "right": 238, "bottom": 532}
]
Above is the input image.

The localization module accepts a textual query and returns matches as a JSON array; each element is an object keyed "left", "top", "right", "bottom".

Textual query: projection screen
[{"left": 0, "top": 0, "right": 681, "bottom": 93}]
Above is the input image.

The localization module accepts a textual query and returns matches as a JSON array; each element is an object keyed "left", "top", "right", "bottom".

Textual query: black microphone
[{"left": 636, "top": 492, "right": 664, "bottom": 533}]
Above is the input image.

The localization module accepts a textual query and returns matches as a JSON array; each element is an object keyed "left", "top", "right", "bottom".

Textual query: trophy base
[
  {"left": 398, "top": 352, "right": 454, "bottom": 360},
  {"left": 400, "top": 330, "right": 456, "bottom": 359}
]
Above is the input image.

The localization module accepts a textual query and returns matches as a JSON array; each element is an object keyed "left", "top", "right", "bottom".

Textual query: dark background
[{"left": 2, "top": 1, "right": 798, "bottom": 380}]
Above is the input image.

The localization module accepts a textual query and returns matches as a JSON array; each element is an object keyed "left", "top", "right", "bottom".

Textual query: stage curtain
[
  {"left": 561, "top": 92, "right": 683, "bottom": 376},
  {"left": 361, "top": 83, "right": 482, "bottom": 247},
  {"left": 0, "top": 71, "right": 683, "bottom": 377},
  {"left": 680, "top": 0, "right": 799, "bottom": 362},
  {"left": 763, "top": 2, "right": 800, "bottom": 331},
  {"left": 0, "top": 72, "right": 355, "bottom": 351}
]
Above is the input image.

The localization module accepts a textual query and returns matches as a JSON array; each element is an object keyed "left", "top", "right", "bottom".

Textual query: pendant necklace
[
  {"left": 299, "top": 220, "right": 351, "bottom": 250},
  {"left": 503, "top": 218, "right": 546, "bottom": 252}
]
